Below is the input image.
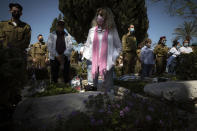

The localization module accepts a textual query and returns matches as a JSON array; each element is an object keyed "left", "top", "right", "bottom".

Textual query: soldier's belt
[{"left": 34, "top": 53, "right": 46, "bottom": 55}]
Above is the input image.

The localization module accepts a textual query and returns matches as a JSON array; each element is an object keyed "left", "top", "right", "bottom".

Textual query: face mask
[
  {"left": 12, "top": 12, "right": 20, "bottom": 19},
  {"left": 97, "top": 15, "right": 104, "bottom": 26},
  {"left": 130, "top": 28, "right": 135, "bottom": 32},
  {"left": 177, "top": 45, "right": 181, "bottom": 49},
  {"left": 162, "top": 40, "right": 166, "bottom": 45},
  {"left": 184, "top": 43, "right": 189, "bottom": 47},
  {"left": 39, "top": 39, "right": 43, "bottom": 42}
]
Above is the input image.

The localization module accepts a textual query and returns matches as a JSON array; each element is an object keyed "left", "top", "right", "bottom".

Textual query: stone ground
[
  {"left": 14, "top": 91, "right": 103, "bottom": 130},
  {"left": 13, "top": 78, "right": 197, "bottom": 130}
]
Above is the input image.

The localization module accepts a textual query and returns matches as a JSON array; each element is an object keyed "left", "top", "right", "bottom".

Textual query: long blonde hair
[{"left": 91, "top": 7, "right": 116, "bottom": 30}]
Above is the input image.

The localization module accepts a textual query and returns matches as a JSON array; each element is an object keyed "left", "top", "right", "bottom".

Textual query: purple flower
[
  {"left": 90, "top": 118, "right": 96, "bottom": 125},
  {"left": 128, "top": 102, "right": 133, "bottom": 107},
  {"left": 71, "top": 111, "right": 78, "bottom": 116},
  {"left": 135, "top": 119, "right": 139, "bottom": 125},
  {"left": 107, "top": 111, "right": 112, "bottom": 114},
  {"left": 99, "top": 109, "right": 104, "bottom": 113},
  {"left": 148, "top": 106, "right": 154, "bottom": 112},
  {"left": 159, "top": 120, "right": 163, "bottom": 125},
  {"left": 108, "top": 105, "right": 111, "bottom": 109},
  {"left": 120, "top": 110, "right": 124, "bottom": 117},
  {"left": 123, "top": 106, "right": 130, "bottom": 112},
  {"left": 57, "top": 114, "right": 62, "bottom": 120},
  {"left": 97, "top": 120, "right": 103, "bottom": 125},
  {"left": 146, "top": 115, "right": 152, "bottom": 121},
  {"left": 116, "top": 104, "right": 120, "bottom": 108},
  {"left": 132, "top": 93, "right": 137, "bottom": 98},
  {"left": 83, "top": 99, "right": 87, "bottom": 103}
]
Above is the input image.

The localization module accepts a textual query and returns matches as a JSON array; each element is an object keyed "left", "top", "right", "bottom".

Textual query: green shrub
[{"left": 176, "top": 53, "right": 197, "bottom": 80}]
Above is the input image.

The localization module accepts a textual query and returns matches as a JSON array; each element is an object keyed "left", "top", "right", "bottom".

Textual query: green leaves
[
  {"left": 176, "top": 52, "right": 197, "bottom": 80},
  {"left": 59, "top": 0, "right": 149, "bottom": 44}
]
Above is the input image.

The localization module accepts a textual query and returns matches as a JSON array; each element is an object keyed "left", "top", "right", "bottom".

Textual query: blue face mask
[{"left": 130, "top": 28, "right": 135, "bottom": 32}]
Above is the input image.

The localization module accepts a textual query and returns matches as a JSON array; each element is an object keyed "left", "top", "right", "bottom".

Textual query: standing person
[
  {"left": 167, "top": 40, "right": 180, "bottom": 74},
  {"left": 0, "top": 3, "right": 31, "bottom": 108},
  {"left": 140, "top": 39, "right": 155, "bottom": 77},
  {"left": 82, "top": 7, "right": 122, "bottom": 93},
  {"left": 179, "top": 40, "right": 193, "bottom": 54},
  {"left": 0, "top": 3, "right": 31, "bottom": 50},
  {"left": 32, "top": 34, "right": 49, "bottom": 80},
  {"left": 154, "top": 36, "right": 168, "bottom": 75},
  {"left": 135, "top": 42, "right": 144, "bottom": 75},
  {"left": 32, "top": 34, "right": 49, "bottom": 69},
  {"left": 47, "top": 20, "right": 73, "bottom": 84},
  {"left": 122, "top": 24, "right": 137, "bottom": 75}
]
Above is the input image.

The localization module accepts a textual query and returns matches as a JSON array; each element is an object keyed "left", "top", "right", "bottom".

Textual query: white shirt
[
  {"left": 47, "top": 31, "right": 73, "bottom": 60},
  {"left": 140, "top": 46, "right": 155, "bottom": 65},
  {"left": 82, "top": 26, "right": 122, "bottom": 70},
  {"left": 169, "top": 47, "right": 180, "bottom": 57},
  {"left": 167, "top": 47, "right": 180, "bottom": 66},
  {"left": 178, "top": 46, "right": 193, "bottom": 54}
]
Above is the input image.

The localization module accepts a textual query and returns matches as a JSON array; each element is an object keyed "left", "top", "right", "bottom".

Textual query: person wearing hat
[
  {"left": 154, "top": 36, "right": 169, "bottom": 75},
  {"left": 0, "top": 3, "right": 31, "bottom": 50},
  {"left": 47, "top": 20, "right": 73, "bottom": 84}
]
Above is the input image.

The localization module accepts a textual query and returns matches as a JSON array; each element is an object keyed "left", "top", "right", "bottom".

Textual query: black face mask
[
  {"left": 39, "top": 39, "right": 44, "bottom": 42},
  {"left": 12, "top": 12, "right": 20, "bottom": 19}
]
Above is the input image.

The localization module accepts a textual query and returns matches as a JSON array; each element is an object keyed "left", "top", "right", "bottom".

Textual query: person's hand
[
  {"left": 45, "top": 58, "right": 49, "bottom": 63},
  {"left": 33, "top": 58, "right": 36, "bottom": 62}
]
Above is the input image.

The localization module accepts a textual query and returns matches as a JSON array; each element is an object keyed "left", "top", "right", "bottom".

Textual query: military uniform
[
  {"left": 0, "top": 19, "right": 31, "bottom": 51},
  {"left": 0, "top": 19, "right": 31, "bottom": 106},
  {"left": 134, "top": 49, "right": 141, "bottom": 74},
  {"left": 122, "top": 34, "right": 137, "bottom": 74},
  {"left": 154, "top": 44, "right": 168, "bottom": 75},
  {"left": 32, "top": 42, "right": 49, "bottom": 69}
]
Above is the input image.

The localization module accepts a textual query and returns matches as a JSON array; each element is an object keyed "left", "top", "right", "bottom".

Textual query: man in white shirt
[
  {"left": 178, "top": 40, "right": 193, "bottom": 54},
  {"left": 47, "top": 20, "right": 73, "bottom": 84}
]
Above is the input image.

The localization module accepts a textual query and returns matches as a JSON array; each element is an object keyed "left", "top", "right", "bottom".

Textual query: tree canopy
[{"left": 59, "top": 0, "right": 149, "bottom": 44}]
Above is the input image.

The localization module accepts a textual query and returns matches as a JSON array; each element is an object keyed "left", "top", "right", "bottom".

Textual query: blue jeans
[{"left": 142, "top": 64, "right": 154, "bottom": 77}]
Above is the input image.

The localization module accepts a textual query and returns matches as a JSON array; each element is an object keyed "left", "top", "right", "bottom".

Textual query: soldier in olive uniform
[
  {"left": 32, "top": 34, "right": 49, "bottom": 80},
  {"left": 32, "top": 34, "right": 49, "bottom": 69},
  {"left": 0, "top": 3, "right": 31, "bottom": 108},
  {"left": 135, "top": 43, "right": 143, "bottom": 75},
  {"left": 154, "top": 36, "right": 168, "bottom": 75},
  {"left": 0, "top": 3, "right": 31, "bottom": 51},
  {"left": 122, "top": 24, "right": 137, "bottom": 74}
]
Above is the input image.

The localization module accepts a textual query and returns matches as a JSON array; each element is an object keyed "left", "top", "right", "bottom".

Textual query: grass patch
[{"left": 32, "top": 83, "right": 78, "bottom": 97}]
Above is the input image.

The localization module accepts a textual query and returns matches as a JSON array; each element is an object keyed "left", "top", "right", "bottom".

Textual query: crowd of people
[{"left": 0, "top": 3, "right": 195, "bottom": 94}]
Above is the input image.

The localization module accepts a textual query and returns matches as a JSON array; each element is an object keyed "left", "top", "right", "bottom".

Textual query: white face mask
[{"left": 184, "top": 43, "right": 189, "bottom": 47}]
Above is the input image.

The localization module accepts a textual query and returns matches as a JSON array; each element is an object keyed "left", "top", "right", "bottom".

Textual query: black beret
[{"left": 9, "top": 3, "right": 23, "bottom": 11}]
